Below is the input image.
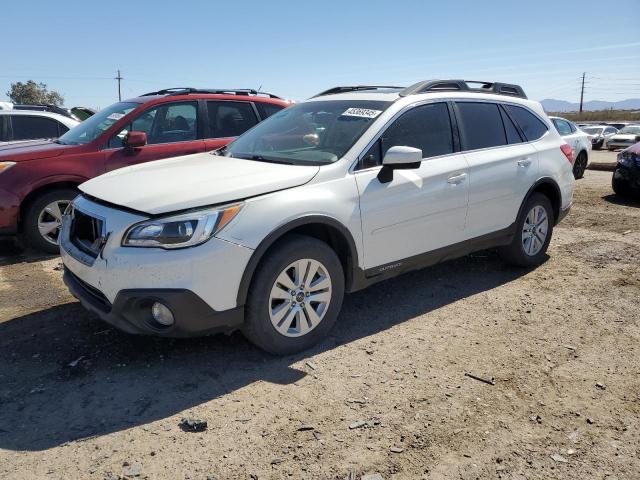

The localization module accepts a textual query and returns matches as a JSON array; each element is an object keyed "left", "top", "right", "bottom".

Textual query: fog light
[{"left": 151, "top": 302, "right": 175, "bottom": 326}]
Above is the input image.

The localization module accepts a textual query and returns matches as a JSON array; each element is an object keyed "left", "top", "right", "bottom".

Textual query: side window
[
  {"left": 0, "top": 116, "right": 8, "bottom": 142},
  {"left": 108, "top": 102, "right": 197, "bottom": 147},
  {"left": 456, "top": 102, "right": 506, "bottom": 150},
  {"left": 58, "top": 122, "right": 70, "bottom": 136},
  {"left": 11, "top": 115, "right": 60, "bottom": 140},
  {"left": 360, "top": 103, "right": 453, "bottom": 169},
  {"left": 504, "top": 105, "right": 548, "bottom": 142},
  {"left": 499, "top": 106, "right": 523, "bottom": 144},
  {"left": 207, "top": 101, "right": 258, "bottom": 138},
  {"left": 568, "top": 121, "right": 577, "bottom": 133},
  {"left": 256, "top": 102, "right": 285, "bottom": 120},
  {"left": 552, "top": 119, "right": 572, "bottom": 136}
]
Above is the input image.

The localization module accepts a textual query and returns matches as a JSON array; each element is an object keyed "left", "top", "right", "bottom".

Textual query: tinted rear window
[
  {"left": 504, "top": 105, "right": 548, "bottom": 141},
  {"left": 11, "top": 115, "right": 60, "bottom": 140},
  {"left": 456, "top": 102, "right": 506, "bottom": 150}
]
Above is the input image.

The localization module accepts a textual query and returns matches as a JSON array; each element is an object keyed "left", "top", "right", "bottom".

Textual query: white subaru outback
[{"left": 60, "top": 80, "right": 575, "bottom": 355}]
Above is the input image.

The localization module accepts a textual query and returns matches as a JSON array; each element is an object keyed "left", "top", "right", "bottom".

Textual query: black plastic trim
[
  {"left": 236, "top": 215, "right": 360, "bottom": 306},
  {"left": 64, "top": 267, "right": 243, "bottom": 337},
  {"left": 350, "top": 224, "right": 516, "bottom": 292}
]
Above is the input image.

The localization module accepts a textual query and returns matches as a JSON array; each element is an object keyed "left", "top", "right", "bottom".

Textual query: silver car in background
[{"left": 581, "top": 125, "right": 618, "bottom": 150}]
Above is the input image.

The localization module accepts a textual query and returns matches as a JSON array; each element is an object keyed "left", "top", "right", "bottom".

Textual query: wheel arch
[
  {"left": 519, "top": 177, "right": 562, "bottom": 225},
  {"left": 236, "top": 215, "right": 360, "bottom": 307},
  {"left": 19, "top": 178, "right": 83, "bottom": 229}
]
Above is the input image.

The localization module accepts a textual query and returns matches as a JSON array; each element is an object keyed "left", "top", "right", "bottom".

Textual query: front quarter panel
[{"left": 217, "top": 169, "right": 363, "bottom": 267}]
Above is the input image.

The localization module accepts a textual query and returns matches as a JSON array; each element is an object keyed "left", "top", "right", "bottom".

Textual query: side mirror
[
  {"left": 124, "top": 131, "right": 147, "bottom": 149},
  {"left": 378, "top": 146, "right": 422, "bottom": 183}
]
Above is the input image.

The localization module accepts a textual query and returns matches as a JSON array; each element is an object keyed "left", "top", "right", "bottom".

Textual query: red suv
[{"left": 0, "top": 88, "right": 290, "bottom": 253}]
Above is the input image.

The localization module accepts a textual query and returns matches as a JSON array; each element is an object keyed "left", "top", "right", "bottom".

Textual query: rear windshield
[
  {"left": 57, "top": 102, "right": 138, "bottom": 145},
  {"left": 220, "top": 100, "right": 392, "bottom": 165}
]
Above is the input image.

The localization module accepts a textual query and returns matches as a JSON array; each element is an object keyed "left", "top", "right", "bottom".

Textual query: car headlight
[
  {"left": 0, "top": 162, "right": 16, "bottom": 174},
  {"left": 122, "top": 203, "right": 243, "bottom": 249}
]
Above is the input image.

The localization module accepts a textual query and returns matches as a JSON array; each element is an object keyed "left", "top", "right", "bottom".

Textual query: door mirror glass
[
  {"left": 382, "top": 145, "right": 422, "bottom": 168},
  {"left": 124, "top": 131, "right": 147, "bottom": 148}
]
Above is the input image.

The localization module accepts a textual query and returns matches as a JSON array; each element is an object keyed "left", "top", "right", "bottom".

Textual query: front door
[
  {"left": 355, "top": 102, "right": 469, "bottom": 270},
  {"left": 104, "top": 101, "right": 205, "bottom": 171}
]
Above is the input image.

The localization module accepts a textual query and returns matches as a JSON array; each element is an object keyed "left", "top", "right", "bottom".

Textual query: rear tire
[
  {"left": 23, "top": 189, "right": 77, "bottom": 254},
  {"left": 572, "top": 151, "right": 587, "bottom": 179},
  {"left": 498, "top": 193, "right": 554, "bottom": 268},
  {"left": 242, "top": 234, "right": 345, "bottom": 355}
]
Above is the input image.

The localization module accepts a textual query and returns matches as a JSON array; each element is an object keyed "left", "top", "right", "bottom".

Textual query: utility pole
[
  {"left": 115, "top": 69, "right": 123, "bottom": 101},
  {"left": 579, "top": 72, "right": 585, "bottom": 113}
]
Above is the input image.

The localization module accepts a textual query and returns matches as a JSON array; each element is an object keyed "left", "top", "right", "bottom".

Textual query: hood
[
  {"left": 0, "top": 139, "right": 70, "bottom": 161},
  {"left": 80, "top": 153, "right": 320, "bottom": 215}
]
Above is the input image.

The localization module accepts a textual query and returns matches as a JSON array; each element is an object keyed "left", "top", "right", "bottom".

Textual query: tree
[{"left": 6, "top": 80, "right": 64, "bottom": 106}]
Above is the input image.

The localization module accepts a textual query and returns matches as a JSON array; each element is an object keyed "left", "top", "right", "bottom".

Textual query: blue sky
[{"left": 2, "top": 0, "right": 639, "bottom": 109}]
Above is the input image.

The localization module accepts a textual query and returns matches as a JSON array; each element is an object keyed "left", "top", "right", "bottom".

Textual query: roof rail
[
  {"left": 12, "top": 104, "right": 76, "bottom": 119},
  {"left": 311, "top": 85, "right": 404, "bottom": 98},
  {"left": 399, "top": 79, "right": 527, "bottom": 99},
  {"left": 139, "top": 87, "right": 282, "bottom": 99}
]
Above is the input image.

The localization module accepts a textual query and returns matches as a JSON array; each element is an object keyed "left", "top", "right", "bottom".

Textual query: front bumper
[
  {"left": 0, "top": 187, "right": 20, "bottom": 234},
  {"left": 613, "top": 165, "right": 640, "bottom": 193},
  {"left": 64, "top": 267, "right": 244, "bottom": 337}
]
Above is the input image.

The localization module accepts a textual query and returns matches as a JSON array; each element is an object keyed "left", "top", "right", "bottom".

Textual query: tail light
[{"left": 560, "top": 144, "right": 574, "bottom": 164}]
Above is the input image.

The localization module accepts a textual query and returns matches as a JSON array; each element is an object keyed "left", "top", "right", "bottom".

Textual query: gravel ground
[{"left": 0, "top": 164, "right": 639, "bottom": 479}]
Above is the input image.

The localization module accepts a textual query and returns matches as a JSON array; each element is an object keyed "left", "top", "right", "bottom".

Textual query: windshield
[
  {"left": 57, "top": 102, "right": 139, "bottom": 145},
  {"left": 582, "top": 127, "right": 604, "bottom": 135},
  {"left": 618, "top": 126, "right": 640, "bottom": 135},
  {"left": 220, "top": 100, "right": 392, "bottom": 165}
]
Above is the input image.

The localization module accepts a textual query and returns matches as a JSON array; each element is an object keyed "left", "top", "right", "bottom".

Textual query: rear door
[
  {"left": 457, "top": 101, "right": 538, "bottom": 238},
  {"left": 104, "top": 101, "right": 205, "bottom": 171},
  {"left": 203, "top": 100, "right": 259, "bottom": 151}
]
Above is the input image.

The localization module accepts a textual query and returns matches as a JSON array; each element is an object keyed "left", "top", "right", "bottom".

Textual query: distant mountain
[{"left": 541, "top": 98, "right": 640, "bottom": 113}]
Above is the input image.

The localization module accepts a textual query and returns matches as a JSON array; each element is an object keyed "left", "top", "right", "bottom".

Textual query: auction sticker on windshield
[{"left": 341, "top": 108, "right": 382, "bottom": 119}]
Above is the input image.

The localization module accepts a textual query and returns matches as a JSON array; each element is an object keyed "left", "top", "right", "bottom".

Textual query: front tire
[
  {"left": 23, "top": 189, "right": 77, "bottom": 254},
  {"left": 498, "top": 193, "right": 554, "bottom": 267},
  {"left": 243, "top": 234, "right": 345, "bottom": 355}
]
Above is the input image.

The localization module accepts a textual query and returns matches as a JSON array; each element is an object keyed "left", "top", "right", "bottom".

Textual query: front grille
[
  {"left": 67, "top": 269, "right": 112, "bottom": 313},
  {"left": 70, "top": 209, "right": 105, "bottom": 259}
]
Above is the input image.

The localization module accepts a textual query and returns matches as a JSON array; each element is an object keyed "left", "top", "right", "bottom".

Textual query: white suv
[{"left": 60, "top": 80, "right": 575, "bottom": 354}]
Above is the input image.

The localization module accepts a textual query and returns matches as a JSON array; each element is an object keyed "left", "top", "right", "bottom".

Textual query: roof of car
[
  {"left": 124, "top": 88, "right": 290, "bottom": 105},
  {"left": 0, "top": 109, "right": 79, "bottom": 125}
]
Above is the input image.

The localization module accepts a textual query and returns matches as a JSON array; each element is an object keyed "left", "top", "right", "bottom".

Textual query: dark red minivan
[{"left": 0, "top": 88, "right": 291, "bottom": 252}]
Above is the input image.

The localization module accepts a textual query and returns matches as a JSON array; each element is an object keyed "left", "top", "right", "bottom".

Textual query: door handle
[
  {"left": 447, "top": 173, "right": 467, "bottom": 185},
  {"left": 517, "top": 157, "right": 532, "bottom": 167}
]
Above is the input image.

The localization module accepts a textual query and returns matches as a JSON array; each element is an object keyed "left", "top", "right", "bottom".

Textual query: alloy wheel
[
  {"left": 37, "top": 200, "right": 70, "bottom": 246},
  {"left": 521, "top": 205, "right": 549, "bottom": 256},
  {"left": 269, "top": 258, "right": 332, "bottom": 337}
]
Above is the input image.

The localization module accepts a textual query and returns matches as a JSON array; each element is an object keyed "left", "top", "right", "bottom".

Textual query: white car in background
[
  {"left": 580, "top": 125, "right": 618, "bottom": 150},
  {"left": 0, "top": 109, "right": 79, "bottom": 145},
  {"left": 607, "top": 125, "right": 640, "bottom": 151},
  {"left": 549, "top": 116, "right": 591, "bottom": 179}
]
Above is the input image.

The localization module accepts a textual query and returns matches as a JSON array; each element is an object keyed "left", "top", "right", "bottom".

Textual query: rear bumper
[
  {"left": 557, "top": 203, "right": 572, "bottom": 224},
  {"left": 63, "top": 267, "right": 244, "bottom": 337},
  {"left": 0, "top": 188, "right": 20, "bottom": 234}
]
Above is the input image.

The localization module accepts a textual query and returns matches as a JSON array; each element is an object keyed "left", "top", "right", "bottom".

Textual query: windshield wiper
[{"left": 233, "top": 153, "right": 294, "bottom": 165}]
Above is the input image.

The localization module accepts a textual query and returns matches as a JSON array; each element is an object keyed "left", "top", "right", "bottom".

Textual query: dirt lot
[{"left": 1, "top": 158, "right": 639, "bottom": 479}]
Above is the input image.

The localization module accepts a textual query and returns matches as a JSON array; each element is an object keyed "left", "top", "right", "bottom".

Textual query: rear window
[
  {"left": 11, "top": 115, "right": 60, "bottom": 140},
  {"left": 207, "top": 101, "right": 259, "bottom": 138},
  {"left": 456, "top": 102, "right": 506, "bottom": 150},
  {"left": 504, "top": 105, "right": 548, "bottom": 141}
]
